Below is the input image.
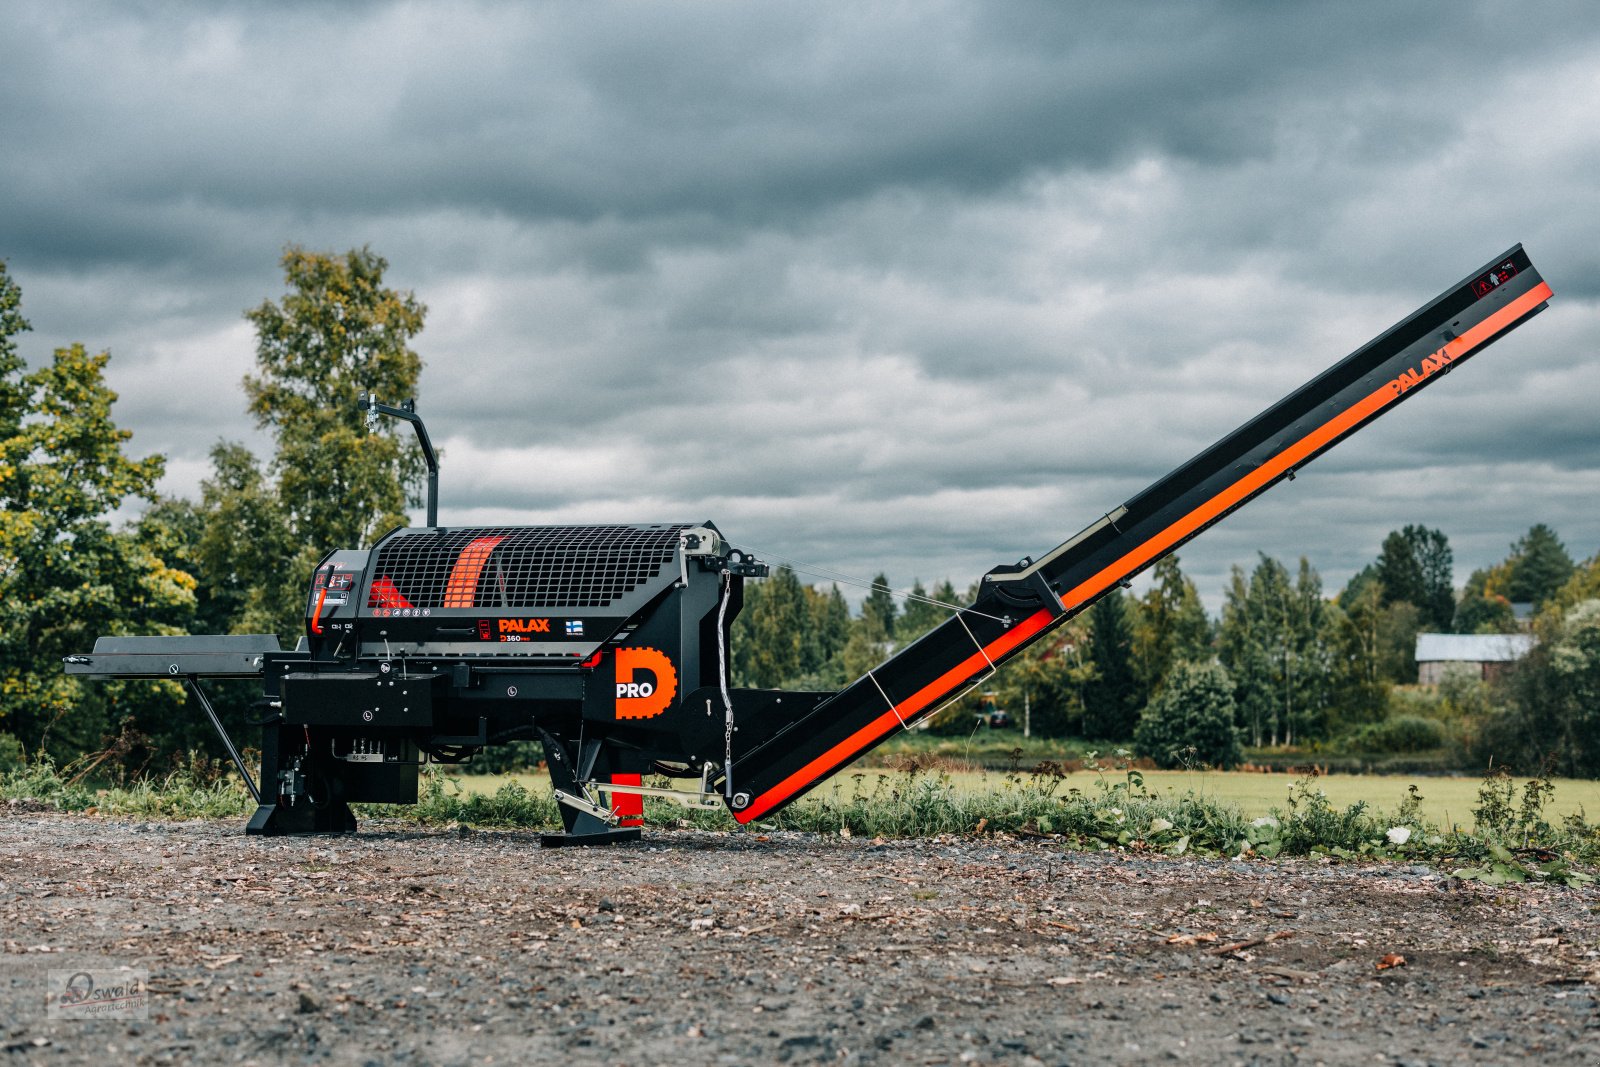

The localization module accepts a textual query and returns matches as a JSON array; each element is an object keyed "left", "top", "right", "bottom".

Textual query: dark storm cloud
[
  {"left": 3, "top": 2, "right": 1588, "bottom": 248},
  {"left": 2, "top": 0, "right": 1598, "bottom": 609}
]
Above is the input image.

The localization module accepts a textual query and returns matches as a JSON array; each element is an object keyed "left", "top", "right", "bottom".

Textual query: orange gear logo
[{"left": 614, "top": 646, "right": 677, "bottom": 720}]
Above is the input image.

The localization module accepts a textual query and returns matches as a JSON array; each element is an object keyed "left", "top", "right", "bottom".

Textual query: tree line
[
  {"left": 2, "top": 250, "right": 1596, "bottom": 779},
  {"left": 0, "top": 250, "right": 425, "bottom": 772},
  {"left": 732, "top": 520, "right": 1597, "bottom": 775}
]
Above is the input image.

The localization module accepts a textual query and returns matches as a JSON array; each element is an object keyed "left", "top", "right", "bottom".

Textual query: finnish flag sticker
[{"left": 565, "top": 620, "right": 584, "bottom": 636}]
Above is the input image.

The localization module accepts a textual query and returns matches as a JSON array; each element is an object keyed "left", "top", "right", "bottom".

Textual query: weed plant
[
  {"left": 361, "top": 771, "right": 562, "bottom": 827},
  {"left": 0, "top": 754, "right": 253, "bottom": 820},
  {"left": 3, "top": 750, "right": 1595, "bottom": 882}
]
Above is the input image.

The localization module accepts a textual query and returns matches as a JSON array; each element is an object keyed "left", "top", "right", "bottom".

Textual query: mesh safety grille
[{"left": 365, "top": 525, "right": 689, "bottom": 611}]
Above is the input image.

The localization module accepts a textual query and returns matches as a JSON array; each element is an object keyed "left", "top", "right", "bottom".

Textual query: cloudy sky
[{"left": 4, "top": 1, "right": 1598, "bottom": 612}]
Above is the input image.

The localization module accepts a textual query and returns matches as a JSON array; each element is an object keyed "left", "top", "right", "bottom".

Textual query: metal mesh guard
[{"left": 365, "top": 524, "right": 689, "bottom": 611}]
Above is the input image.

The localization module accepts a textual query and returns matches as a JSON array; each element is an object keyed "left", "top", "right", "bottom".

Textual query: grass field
[
  {"left": 1074, "top": 768, "right": 1600, "bottom": 827},
  {"left": 453, "top": 766, "right": 1600, "bottom": 830}
]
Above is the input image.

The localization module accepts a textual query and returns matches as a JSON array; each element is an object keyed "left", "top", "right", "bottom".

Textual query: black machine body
[{"left": 261, "top": 521, "right": 781, "bottom": 840}]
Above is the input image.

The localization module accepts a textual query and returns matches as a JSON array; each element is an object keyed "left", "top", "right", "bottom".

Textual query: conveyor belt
[{"left": 730, "top": 247, "right": 1551, "bottom": 822}]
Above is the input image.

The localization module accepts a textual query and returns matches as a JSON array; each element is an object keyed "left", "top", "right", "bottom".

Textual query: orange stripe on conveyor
[
  {"left": 442, "top": 535, "right": 506, "bottom": 609},
  {"left": 735, "top": 607, "right": 1056, "bottom": 822},
  {"left": 735, "top": 279, "right": 1550, "bottom": 825},
  {"left": 1053, "top": 281, "right": 1551, "bottom": 615}
]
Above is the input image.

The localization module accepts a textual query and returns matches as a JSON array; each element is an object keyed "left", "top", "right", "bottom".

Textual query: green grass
[
  {"left": 439, "top": 763, "right": 1598, "bottom": 881},
  {"left": 0, "top": 758, "right": 254, "bottom": 820},
  {"left": 6, "top": 756, "right": 1596, "bottom": 883},
  {"left": 1133, "top": 768, "right": 1600, "bottom": 829},
  {"left": 867, "top": 731, "right": 1096, "bottom": 768},
  {"left": 455, "top": 767, "right": 1600, "bottom": 833}
]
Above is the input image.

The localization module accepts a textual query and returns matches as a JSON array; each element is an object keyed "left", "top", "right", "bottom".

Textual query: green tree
[
  {"left": 1376, "top": 525, "right": 1454, "bottom": 631},
  {"left": 797, "top": 583, "right": 851, "bottom": 689},
  {"left": 1376, "top": 530, "right": 1424, "bottom": 612},
  {"left": 1328, "top": 564, "right": 1417, "bottom": 715},
  {"left": 0, "top": 278, "right": 195, "bottom": 758},
  {"left": 836, "top": 573, "right": 900, "bottom": 683},
  {"left": 1477, "top": 598, "right": 1600, "bottom": 776},
  {"left": 1537, "top": 598, "right": 1600, "bottom": 776},
  {"left": 0, "top": 260, "right": 27, "bottom": 442},
  {"left": 1411, "top": 526, "right": 1456, "bottom": 632},
  {"left": 1286, "top": 558, "right": 1337, "bottom": 743},
  {"left": 1131, "top": 554, "right": 1212, "bottom": 696},
  {"left": 733, "top": 572, "right": 857, "bottom": 691},
  {"left": 1081, "top": 591, "right": 1140, "bottom": 739},
  {"left": 1454, "top": 565, "right": 1518, "bottom": 634},
  {"left": 203, "top": 247, "right": 427, "bottom": 639},
  {"left": 0, "top": 259, "right": 33, "bottom": 756},
  {"left": 1547, "top": 554, "right": 1600, "bottom": 617},
  {"left": 839, "top": 620, "right": 891, "bottom": 684},
  {"left": 732, "top": 565, "right": 809, "bottom": 688},
  {"left": 897, "top": 579, "right": 947, "bottom": 642},
  {"left": 1505, "top": 524, "right": 1573, "bottom": 608},
  {"left": 1218, "top": 565, "right": 1273, "bottom": 746},
  {"left": 1325, "top": 571, "right": 1390, "bottom": 727},
  {"left": 197, "top": 443, "right": 296, "bottom": 635},
  {"left": 1218, "top": 555, "right": 1332, "bottom": 746},
  {"left": 1133, "top": 660, "right": 1243, "bottom": 770},
  {"left": 994, "top": 619, "right": 1093, "bottom": 737},
  {"left": 860, "top": 573, "right": 898, "bottom": 644}
]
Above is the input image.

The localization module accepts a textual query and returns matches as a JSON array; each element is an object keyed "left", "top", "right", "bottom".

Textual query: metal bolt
[{"left": 731, "top": 792, "right": 751, "bottom": 810}]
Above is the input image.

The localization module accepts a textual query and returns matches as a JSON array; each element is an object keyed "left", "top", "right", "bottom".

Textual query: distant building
[{"left": 1414, "top": 633, "right": 1536, "bottom": 685}]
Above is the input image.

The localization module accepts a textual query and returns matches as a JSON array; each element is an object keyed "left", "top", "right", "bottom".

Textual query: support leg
[
  {"left": 187, "top": 677, "right": 260, "bottom": 802},
  {"left": 537, "top": 727, "right": 641, "bottom": 847},
  {"left": 245, "top": 725, "right": 357, "bottom": 836}
]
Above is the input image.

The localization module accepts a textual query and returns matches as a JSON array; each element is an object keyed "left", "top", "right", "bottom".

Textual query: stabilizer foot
[
  {"left": 245, "top": 801, "right": 358, "bottom": 836},
  {"left": 539, "top": 827, "right": 643, "bottom": 848}
]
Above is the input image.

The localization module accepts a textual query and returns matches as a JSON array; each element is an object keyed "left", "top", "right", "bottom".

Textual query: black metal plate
[{"left": 64, "top": 634, "right": 282, "bottom": 679}]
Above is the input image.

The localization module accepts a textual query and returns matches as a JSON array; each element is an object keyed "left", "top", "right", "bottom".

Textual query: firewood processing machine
[{"left": 65, "top": 247, "right": 1553, "bottom": 844}]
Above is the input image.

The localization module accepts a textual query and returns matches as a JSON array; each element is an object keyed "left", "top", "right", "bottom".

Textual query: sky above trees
[{"left": 3, "top": 1, "right": 1598, "bottom": 609}]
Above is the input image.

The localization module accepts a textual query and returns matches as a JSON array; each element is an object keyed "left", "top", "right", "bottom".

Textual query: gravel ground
[{"left": 1, "top": 811, "right": 1598, "bottom": 1066}]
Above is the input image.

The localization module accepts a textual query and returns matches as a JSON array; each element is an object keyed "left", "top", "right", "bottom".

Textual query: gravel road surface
[{"left": 2, "top": 812, "right": 1597, "bottom": 1065}]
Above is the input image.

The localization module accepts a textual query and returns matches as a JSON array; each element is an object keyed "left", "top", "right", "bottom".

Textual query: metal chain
[{"left": 717, "top": 570, "right": 735, "bottom": 798}]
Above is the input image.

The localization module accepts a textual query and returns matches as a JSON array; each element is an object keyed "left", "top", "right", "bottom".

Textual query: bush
[
  {"left": 1345, "top": 714, "right": 1447, "bottom": 754},
  {"left": 0, "top": 733, "right": 23, "bottom": 774},
  {"left": 1437, "top": 673, "right": 1499, "bottom": 720},
  {"left": 466, "top": 740, "right": 544, "bottom": 775},
  {"left": 1133, "top": 660, "right": 1243, "bottom": 770},
  {"left": 1267, "top": 777, "right": 1383, "bottom": 855},
  {"left": 1386, "top": 685, "right": 1444, "bottom": 719}
]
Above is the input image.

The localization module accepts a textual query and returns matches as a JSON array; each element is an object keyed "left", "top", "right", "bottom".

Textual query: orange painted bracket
[{"left": 611, "top": 773, "right": 644, "bottom": 827}]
